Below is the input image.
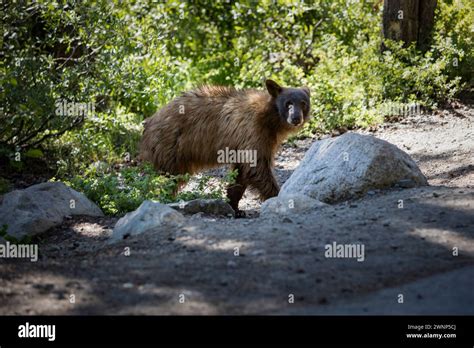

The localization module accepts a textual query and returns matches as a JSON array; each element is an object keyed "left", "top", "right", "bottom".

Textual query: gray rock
[
  {"left": 111, "top": 200, "right": 184, "bottom": 242},
  {"left": 168, "top": 199, "right": 235, "bottom": 217},
  {"left": 280, "top": 133, "right": 427, "bottom": 203},
  {"left": 396, "top": 179, "right": 417, "bottom": 188},
  {"left": 0, "top": 182, "right": 103, "bottom": 240},
  {"left": 261, "top": 194, "right": 328, "bottom": 216}
]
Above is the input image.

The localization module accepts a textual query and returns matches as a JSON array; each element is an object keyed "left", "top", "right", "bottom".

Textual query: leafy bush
[
  {"left": 52, "top": 106, "right": 143, "bottom": 177},
  {"left": 61, "top": 163, "right": 237, "bottom": 216},
  {"left": 2, "top": 0, "right": 472, "bottom": 184},
  {"left": 1, "top": 0, "right": 184, "bottom": 173}
]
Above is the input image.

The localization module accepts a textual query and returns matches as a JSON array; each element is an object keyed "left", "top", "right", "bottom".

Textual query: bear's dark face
[{"left": 266, "top": 79, "right": 311, "bottom": 127}]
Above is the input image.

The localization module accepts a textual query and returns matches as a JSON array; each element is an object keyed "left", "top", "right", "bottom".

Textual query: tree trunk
[
  {"left": 418, "top": 0, "right": 437, "bottom": 51},
  {"left": 382, "top": 0, "right": 437, "bottom": 51}
]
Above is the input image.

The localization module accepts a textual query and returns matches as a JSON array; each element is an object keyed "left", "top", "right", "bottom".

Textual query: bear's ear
[
  {"left": 302, "top": 86, "right": 310, "bottom": 97},
  {"left": 265, "top": 79, "right": 283, "bottom": 98}
]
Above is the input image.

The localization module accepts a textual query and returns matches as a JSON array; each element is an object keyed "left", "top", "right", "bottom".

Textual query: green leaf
[{"left": 25, "top": 149, "right": 44, "bottom": 158}]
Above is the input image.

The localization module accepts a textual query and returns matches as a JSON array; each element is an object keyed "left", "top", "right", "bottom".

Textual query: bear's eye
[{"left": 301, "top": 101, "right": 307, "bottom": 109}]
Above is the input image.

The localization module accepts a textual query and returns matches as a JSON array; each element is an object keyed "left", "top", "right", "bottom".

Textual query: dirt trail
[{"left": 0, "top": 104, "right": 472, "bottom": 315}]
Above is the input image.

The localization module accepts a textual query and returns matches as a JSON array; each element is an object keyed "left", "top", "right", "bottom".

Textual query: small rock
[
  {"left": 226, "top": 260, "right": 237, "bottom": 268},
  {"left": 250, "top": 250, "right": 265, "bottom": 256},
  {"left": 65, "top": 281, "right": 83, "bottom": 289},
  {"left": 68, "top": 243, "right": 78, "bottom": 250},
  {"left": 191, "top": 212, "right": 204, "bottom": 219},
  {"left": 318, "top": 297, "right": 328, "bottom": 304},
  {"left": 54, "top": 291, "right": 67, "bottom": 300},
  {"left": 168, "top": 199, "right": 235, "bottom": 217},
  {"left": 32, "top": 283, "right": 55, "bottom": 293},
  {"left": 111, "top": 201, "right": 184, "bottom": 242},
  {"left": 49, "top": 245, "right": 61, "bottom": 252},
  {"left": 396, "top": 179, "right": 417, "bottom": 188},
  {"left": 261, "top": 194, "right": 327, "bottom": 216}
]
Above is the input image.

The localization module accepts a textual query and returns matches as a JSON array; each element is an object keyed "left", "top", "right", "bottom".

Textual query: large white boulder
[
  {"left": 0, "top": 182, "right": 103, "bottom": 241},
  {"left": 280, "top": 133, "right": 427, "bottom": 203}
]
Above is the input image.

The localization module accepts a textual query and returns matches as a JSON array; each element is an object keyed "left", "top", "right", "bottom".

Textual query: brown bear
[{"left": 139, "top": 79, "right": 311, "bottom": 215}]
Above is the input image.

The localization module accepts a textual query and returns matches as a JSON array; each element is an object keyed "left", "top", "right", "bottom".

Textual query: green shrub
[
  {"left": 2, "top": 0, "right": 472, "bottom": 180},
  {"left": 60, "top": 163, "right": 237, "bottom": 216}
]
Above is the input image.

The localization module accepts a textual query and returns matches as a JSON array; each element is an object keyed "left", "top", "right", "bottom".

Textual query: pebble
[
  {"left": 32, "top": 283, "right": 55, "bottom": 293},
  {"left": 318, "top": 297, "right": 328, "bottom": 304},
  {"left": 250, "top": 250, "right": 265, "bottom": 256},
  {"left": 55, "top": 291, "right": 67, "bottom": 300},
  {"left": 226, "top": 260, "right": 237, "bottom": 268},
  {"left": 397, "top": 179, "right": 416, "bottom": 188}
]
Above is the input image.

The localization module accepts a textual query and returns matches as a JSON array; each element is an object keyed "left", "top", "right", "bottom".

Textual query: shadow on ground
[{"left": 1, "top": 186, "right": 473, "bottom": 315}]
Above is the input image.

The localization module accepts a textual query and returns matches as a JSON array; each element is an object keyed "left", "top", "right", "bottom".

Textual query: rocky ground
[{"left": 0, "top": 103, "right": 473, "bottom": 315}]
